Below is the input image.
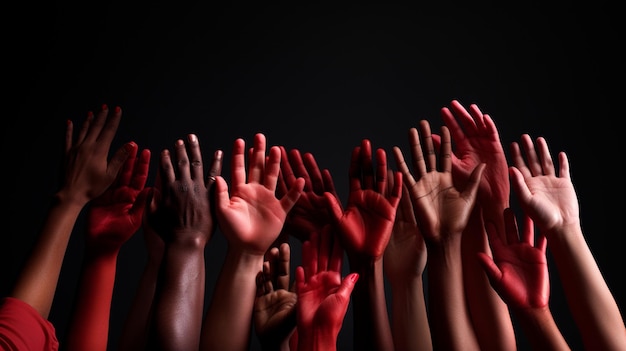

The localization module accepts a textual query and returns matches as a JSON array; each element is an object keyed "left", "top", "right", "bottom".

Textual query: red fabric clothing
[{"left": 0, "top": 297, "right": 59, "bottom": 351}]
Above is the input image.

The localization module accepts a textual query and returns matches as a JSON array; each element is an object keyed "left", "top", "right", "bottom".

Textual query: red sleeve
[{"left": 0, "top": 297, "right": 59, "bottom": 351}]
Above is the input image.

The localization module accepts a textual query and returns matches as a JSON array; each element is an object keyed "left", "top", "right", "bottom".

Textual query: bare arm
[
  {"left": 147, "top": 135, "right": 222, "bottom": 351},
  {"left": 510, "top": 134, "right": 626, "bottom": 350},
  {"left": 66, "top": 145, "right": 150, "bottom": 351},
  {"left": 478, "top": 208, "right": 570, "bottom": 350},
  {"left": 11, "top": 105, "right": 130, "bottom": 319},
  {"left": 437, "top": 100, "right": 515, "bottom": 351},
  {"left": 393, "top": 120, "right": 483, "bottom": 351},
  {"left": 383, "top": 179, "right": 431, "bottom": 351},
  {"left": 201, "top": 134, "right": 303, "bottom": 351},
  {"left": 325, "top": 139, "right": 400, "bottom": 351}
]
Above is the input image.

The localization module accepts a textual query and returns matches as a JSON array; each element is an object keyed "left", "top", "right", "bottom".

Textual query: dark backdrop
[{"left": 2, "top": 2, "right": 624, "bottom": 350}]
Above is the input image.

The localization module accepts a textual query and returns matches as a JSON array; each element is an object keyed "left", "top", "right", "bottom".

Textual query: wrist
[
  {"left": 512, "top": 304, "right": 550, "bottom": 317},
  {"left": 49, "top": 192, "right": 87, "bottom": 215},
  {"left": 53, "top": 189, "right": 90, "bottom": 208},
  {"left": 426, "top": 233, "right": 462, "bottom": 252},
  {"left": 389, "top": 275, "right": 424, "bottom": 294},
  {"left": 224, "top": 247, "right": 265, "bottom": 273},
  {"left": 544, "top": 222, "right": 583, "bottom": 242},
  {"left": 426, "top": 236, "right": 462, "bottom": 266},
  {"left": 166, "top": 230, "right": 210, "bottom": 249}
]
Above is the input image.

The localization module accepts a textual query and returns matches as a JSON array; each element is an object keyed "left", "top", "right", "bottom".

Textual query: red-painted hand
[
  {"left": 87, "top": 144, "right": 151, "bottom": 251},
  {"left": 326, "top": 139, "right": 402, "bottom": 264},
  {"left": 477, "top": 208, "right": 549, "bottom": 309}
]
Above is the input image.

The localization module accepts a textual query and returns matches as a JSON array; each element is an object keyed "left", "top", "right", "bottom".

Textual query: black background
[{"left": 2, "top": 2, "right": 624, "bottom": 350}]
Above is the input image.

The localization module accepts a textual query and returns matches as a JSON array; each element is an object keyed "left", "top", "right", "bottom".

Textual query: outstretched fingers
[
  {"left": 418, "top": 120, "right": 436, "bottom": 172},
  {"left": 536, "top": 137, "right": 556, "bottom": 177},
  {"left": 248, "top": 133, "right": 267, "bottom": 184},
  {"left": 230, "top": 138, "right": 247, "bottom": 191},
  {"left": 130, "top": 149, "right": 151, "bottom": 191},
  {"left": 95, "top": 105, "right": 123, "bottom": 147},
  {"left": 207, "top": 150, "right": 223, "bottom": 188},
  {"left": 174, "top": 138, "right": 191, "bottom": 181},
  {"left": 187, "top": 134, "right": 204, "bottom": 182},
  {"left": 408, "top": 127, "right": 427, "bottom": 177},
  {"left": 375, "top": 148, "right": 388, "bottom": 195},
  {"left": 439, "top": 126, "right": 452, "bottom": 174},
  {"left": 461, "top": 163, "right": 486, "bottom": 204},
  {"left": 264, "top": 146, "right": 281, "bottom": 191},
  {"left": 520, "top": 134, "right": 542, "bottom": 177},
  {"left": 392, "top": 146, "right": 416, "bottom": 188}
]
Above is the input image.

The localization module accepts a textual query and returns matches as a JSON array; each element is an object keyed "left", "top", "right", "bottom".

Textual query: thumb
[
  {"left": 214, "top": 176, "right": 230, "bottom": 212},
  {"left": 280, "top": 177, "right": 305, "bottom": 212},
  {"left": 476, "top": 252, "right": 502, "bottom": 286},
  {"left": 130, "top": 187, "right": 151, "bottom": 222},
  {"left": 108, "top": 142, "right": 136, "bottom": 181},
  {"left": 462, "top": 163, "right": 486, "bottom": 204},
  {"left": 336, "top": 273, "right": 359, "bottom": 299}
]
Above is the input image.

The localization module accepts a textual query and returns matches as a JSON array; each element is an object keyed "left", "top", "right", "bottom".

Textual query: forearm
[
  {"left": 427, "top": 238, "right": 480, "bottom": 351},
  {"left": 201, "top": 248, "right": 263, "bottom": 351},
  {"left": 11, "top": 197, "right": 84, "bottom": 318},
  {"left": 66, "top": 250, "right": 119, "bottom": 351},
  {"left": 351, "top": 259, "right": 394, "bottom": 351},
  {"left": 548, "top": 225, "right": 626, "bottom": 350},
  {"left": 513, "top": 306, "right": 571, "bottom": 351},
  {"left": 150, "top": 244, "right": 206, "bottom": 351},
  {"left": 462, "top": 215, "right": 516, "bottom": 351},
  {"left": 118, "top": 254, "right": 162, "bottom": 351},
  {"left": 389, "top": 276, "right": 432, "bottom": 351}
]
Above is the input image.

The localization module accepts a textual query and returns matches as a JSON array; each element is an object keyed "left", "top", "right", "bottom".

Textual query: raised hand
[
  {"left": 393, "top": 120, "right": 484, "bottom": 244},
  {"left": 325, "top": 139, "right": 402, "bottom": 264},
  {"left": 509, "top": 134, "right": 579, "bottom": 235},
  {"left": 4, "top": 105, "right": 130, "bottom": 351},
  {"left": 383, "top": 174, "right": 432, "bottom": 351},
  {"left": 11, "top": 104, "right": 132, "bottom": 318},
  {"left": 86, "top": 146, "right": 151, "bottom": 251},
  {"left": 393, "top": 119, "right": 484, "bottom": 351},
  {"left": 58, "top": 105, "right": 131, "bottom": 206},
  {"left": 436, "top": 100, "right": 509, "bottom": 210},
  {"left": 509, "top": 134, "right": 626, "bottom": 350},
  {"left": 201, "top": 133, "right": 304, "bottom": 351},
  {"left": 477, "top": 209, "right": 549, "bottom": 309},
  {"left": 325, "top": 138, "right": 400, "bottom": 351},
  {"left": 296, "top": 229, "right": 358, "bottom": 351},
  {"left": 215, "top": 134, "right": 304, "bottom": 255},
  {"left": 66, "top": 142, "right": 151, "bottom": 351},
  {"left": 278, "top": 146, "right": 341, "bottom": 243},
  {"left": 254, "top": 243, "right": 297, "bottom": 351},
  {"left": 383, "top": 175, "right": 427, "bottom": 283},
  {"left": 150, "top": 135, "right": 221, "bottom": 246},
  {"left": 436, "top": 100, "right": 517, "bottom": 351},
  {"left": 478, "top": 208, "right": 571, "bottom": 350},
  {"left": 148, "top": 134, "right": 223, "bottom": 351}
]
